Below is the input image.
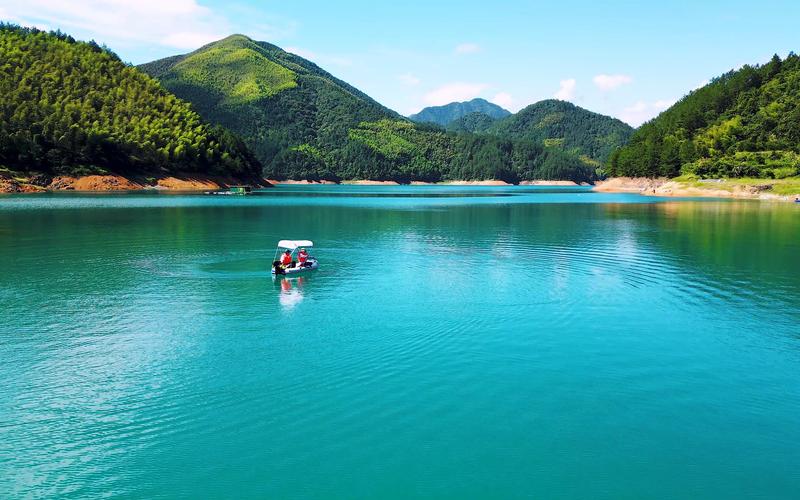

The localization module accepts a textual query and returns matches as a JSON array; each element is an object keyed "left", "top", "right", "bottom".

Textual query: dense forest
[
  {"left": 0, "top": 24, "right": 261, "bottom": 177},
  {"left": 141, "top": 35, "right": 599, "bottom": 182},
  {"left": 446, "top": 112, "right": 499, "bottom": 133},
  {"left": 608, "top": 53, "right": 800, "bottom": 178},
  {"left": 484, "top": 100, "right": 634, "bottom": 165},
  {"left": 274, "top": 119, "right": 598, "bottom": 183},
  {"left": 409, "top": 98, "right": 510, "bottom": 127},
  {"left": 139, "top": 35, "right": 397, "bottom": 177}
]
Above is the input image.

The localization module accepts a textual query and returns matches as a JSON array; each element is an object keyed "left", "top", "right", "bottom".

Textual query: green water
[{"left": 1, "top": 186, "right": 799, "bottom": 498}]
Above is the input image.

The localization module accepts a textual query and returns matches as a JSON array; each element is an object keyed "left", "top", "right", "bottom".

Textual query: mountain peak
[{"left": 409, "top": 99, "right": 511, "bottom": 126}]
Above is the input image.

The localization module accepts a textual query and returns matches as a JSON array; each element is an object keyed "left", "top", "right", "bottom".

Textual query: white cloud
[
  {"left": 554, "top": 78, "right": 576, "bottom": 100},
  {"left": 161, "top": 32, "right": 220, "bottom": 50},
  {"left": 3, "top": 0, "right": 295, "bottom": 56},
  {"left": 284, "top": 47, "right": 351, "bottom": 67},
  {"left": 455, "top": 43, "right": 480, "bottom": 55},
  {"left": 423, "top": 82, "right": 489, "bottom": 106},
  {"left": 593, "top": 74, "right": 633, "bottom": 91},
  {"left": 490, "top": 92, "right": 513, "bottom": 109},
  {"left": 619, "top": 98, "right": 676, "bottom": 126},
  {"left": 399, "top": 73, "right": 421, "bottom": 86}
]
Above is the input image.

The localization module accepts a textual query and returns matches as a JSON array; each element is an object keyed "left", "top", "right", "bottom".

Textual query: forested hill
[
  {"left": 409, "top": 98, "right": 511, "bottom": 126},
  {"left": 485, "top": 100, "right": 634, "bottom": 164},
  {"left": 139, "top": 34, "right": 399, "bottom": 175},
  {"left": 446, "top": 112, "right": 499, "bottom": 133},
  {"left": 0, "top": 24, "right": 261, "bottom": 178},
  {"left": 608, "top": 53, "right": 800, "bottom": 178},
  {"left": 141, "top": 35, "right": 598, "bottom": 183}
]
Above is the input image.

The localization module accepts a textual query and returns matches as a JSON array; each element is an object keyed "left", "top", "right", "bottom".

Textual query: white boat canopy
[{"left": 277, "top": 240, "right": 313, "bottom": 250}]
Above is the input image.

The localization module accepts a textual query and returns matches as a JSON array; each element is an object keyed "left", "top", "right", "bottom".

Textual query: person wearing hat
[
  {"left": 297, "top": 247, "right": 309, "bottom": 266},
  {"left": 280, "top": 249, "right": 293, "bottom": 268}
]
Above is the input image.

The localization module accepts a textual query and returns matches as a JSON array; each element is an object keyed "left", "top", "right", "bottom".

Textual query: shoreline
[
  {"left": 270, "top": 179, "right": 581, "bottom": 187},
  {"left": 0, "top": 173, "right": 272, "bottom": 193},
  {"left": 593, "top": 177, "right": 800, "bottom": 202},
  {"left": 0, "top": 170, "right": 589, "bottom": 192},
  {"left": 3, "top": 172, "right": 797, "bottom": 201},
  {"left": 2, "top": 175, "right": 579, "bottom": 192}
]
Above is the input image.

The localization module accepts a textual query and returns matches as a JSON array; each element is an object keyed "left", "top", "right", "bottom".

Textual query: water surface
[{"left": 1, "top": 186, "right": 799, "bottom": 498}]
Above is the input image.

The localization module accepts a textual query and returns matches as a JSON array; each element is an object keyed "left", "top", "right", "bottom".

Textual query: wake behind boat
[{"left": 272, "top": 240, "right": 319, "bottom": 275}]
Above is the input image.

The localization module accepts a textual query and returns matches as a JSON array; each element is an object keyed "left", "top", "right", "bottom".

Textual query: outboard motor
[{"left": 272, "top": 260, "right": 285, "bottom": 275}]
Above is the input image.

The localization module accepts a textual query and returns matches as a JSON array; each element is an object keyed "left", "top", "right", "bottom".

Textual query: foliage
[
  {"left": 270, "top": 119, "right": 598, "bottom": 183},
  {"left": 0, "top": 24, "right": 260, "bottom": 175},
  {"left": 485, "top": 99, "right": 634, "bottom": 164},
  {"left": 409, "top": 98, "right": 511, "bottom": 127},
  {"left": 0, "top": 24, "right": 261, "bottom": 177},
  {"left": 608, "top": 53, "right": 800, "bottom": 178},
  {"left": 446, "top": 112, "right": 498, "bottom": 133},
  {"left": 169, "top": 45, "right": 297, "bottom": 104},
  {"left": 141, "top": 36, "right": 603, "bottom": 183}
]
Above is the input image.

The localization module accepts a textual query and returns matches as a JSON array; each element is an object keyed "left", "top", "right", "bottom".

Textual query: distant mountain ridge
[{"left": 409, "top": 98, "right": 511, "bottom": 126}]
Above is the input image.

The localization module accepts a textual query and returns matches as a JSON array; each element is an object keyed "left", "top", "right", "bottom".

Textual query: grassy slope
[{"left": 673, "top": 175, "right": 800, "bottom": 196}]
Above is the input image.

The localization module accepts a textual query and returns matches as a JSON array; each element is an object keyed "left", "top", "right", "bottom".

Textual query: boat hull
[{"left": 271, "top": 260, "right": 319, "bottom": 275}]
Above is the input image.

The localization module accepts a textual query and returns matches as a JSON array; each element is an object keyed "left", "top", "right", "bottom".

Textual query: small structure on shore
[{"left": 205, "top": 185, "right": 253, "bottom": 195}]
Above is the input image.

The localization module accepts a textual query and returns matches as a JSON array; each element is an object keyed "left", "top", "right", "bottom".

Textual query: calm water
[{"left": 1, "top": 186, "right": 799, "bottom": 498}]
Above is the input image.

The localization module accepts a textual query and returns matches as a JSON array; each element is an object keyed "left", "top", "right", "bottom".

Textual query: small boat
[{"left": 271, "top": 240, "right": 319, "bottom": 275}]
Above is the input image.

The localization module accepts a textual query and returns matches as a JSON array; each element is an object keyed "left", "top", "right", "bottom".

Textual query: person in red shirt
[
  {"left": 297, "top": 248, "right": 309, "bottom": 266},
  {"left": 280, "top": 249, "right": 293, "bottom": 268}
]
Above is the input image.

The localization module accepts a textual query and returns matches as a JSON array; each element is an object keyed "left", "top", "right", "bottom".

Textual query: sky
[{"left": 2, "top": 0, "right": 798, "bottom": 126}]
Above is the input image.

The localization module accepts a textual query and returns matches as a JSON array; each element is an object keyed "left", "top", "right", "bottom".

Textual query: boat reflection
[{"left": 275, "top": 276, "right": 306, "bottom": 310}]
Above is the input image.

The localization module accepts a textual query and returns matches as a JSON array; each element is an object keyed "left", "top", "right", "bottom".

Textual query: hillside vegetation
[
  {"left": 409, "top": 98, "right": 511, "bottom": 127},
  {"left": 485, "top": 100, "right": 634, "bottom": 165},
  {"left": 608, "top": 53, "right": 800, "bottom": 179},
  {"left": 140, "top": 35, "right": 397, "bottom": 177},
  {"left": 447, "top": 112, "right": 500, "bottom": 133},
  {"left": 0, "top": 24, "right": 261, "bottom": 178},
  {"left": 141, "top": 36, "right": 598, "bottom": 183}
]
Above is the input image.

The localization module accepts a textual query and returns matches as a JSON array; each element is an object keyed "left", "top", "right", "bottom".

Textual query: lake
[{"left": 1, "top": 185, "right": 799, "bottom": 498}]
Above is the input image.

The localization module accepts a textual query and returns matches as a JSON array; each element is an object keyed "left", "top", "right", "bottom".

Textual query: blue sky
[{"left": 3, "top": 0, "right": 798, "bottom": 125}]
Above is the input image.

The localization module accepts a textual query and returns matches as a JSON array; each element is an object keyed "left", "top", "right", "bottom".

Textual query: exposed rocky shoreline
[
  {"left": 1, "top": 174, "right": 589, "bottom": 192},
  {"left": 593, "top": 177, "right": 800, "bottom": 202},
  {"left": 0, "top": 172, "right": 271, "bottom": 193},
  {"left": 270, "top": 179, "right": 582, "bottom": 186}
]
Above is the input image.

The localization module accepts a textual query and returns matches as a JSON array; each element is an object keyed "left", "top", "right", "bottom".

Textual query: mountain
[
  {"left": 0, "top": 24, "right": 261, "bottom": 178},
  {"left": 139, "top": 34, "right": 399, "bottom": 178},
  {"left": 446, "top": 112, "right": 499, "bottom": 133},
  {"left": 409, "top": 98, "right": 511, "bottom": 126},
  {"left": 343, "top": 119, "right": 598, "bottom": 183},
  {"left": 485, "top": 100, "right": 634, "bottom": 165},
  {"left": 141, "top": 35, "right": 596, "bottom": 182},
  {"left": 608, "top": 53, "right": 800, "bottom": 179}
]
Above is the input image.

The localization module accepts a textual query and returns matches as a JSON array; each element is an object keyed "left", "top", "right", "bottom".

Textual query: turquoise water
[{"left": 1, "top": 185, "right": 799, "bottom": 498}]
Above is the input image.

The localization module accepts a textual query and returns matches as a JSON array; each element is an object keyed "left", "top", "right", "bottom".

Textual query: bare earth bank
[
  {"left": 594, "top": 177, "right": 800, "bottom": 202},
  {"left": 0, "top": 173, "right": 272, "bottom": 193}
]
